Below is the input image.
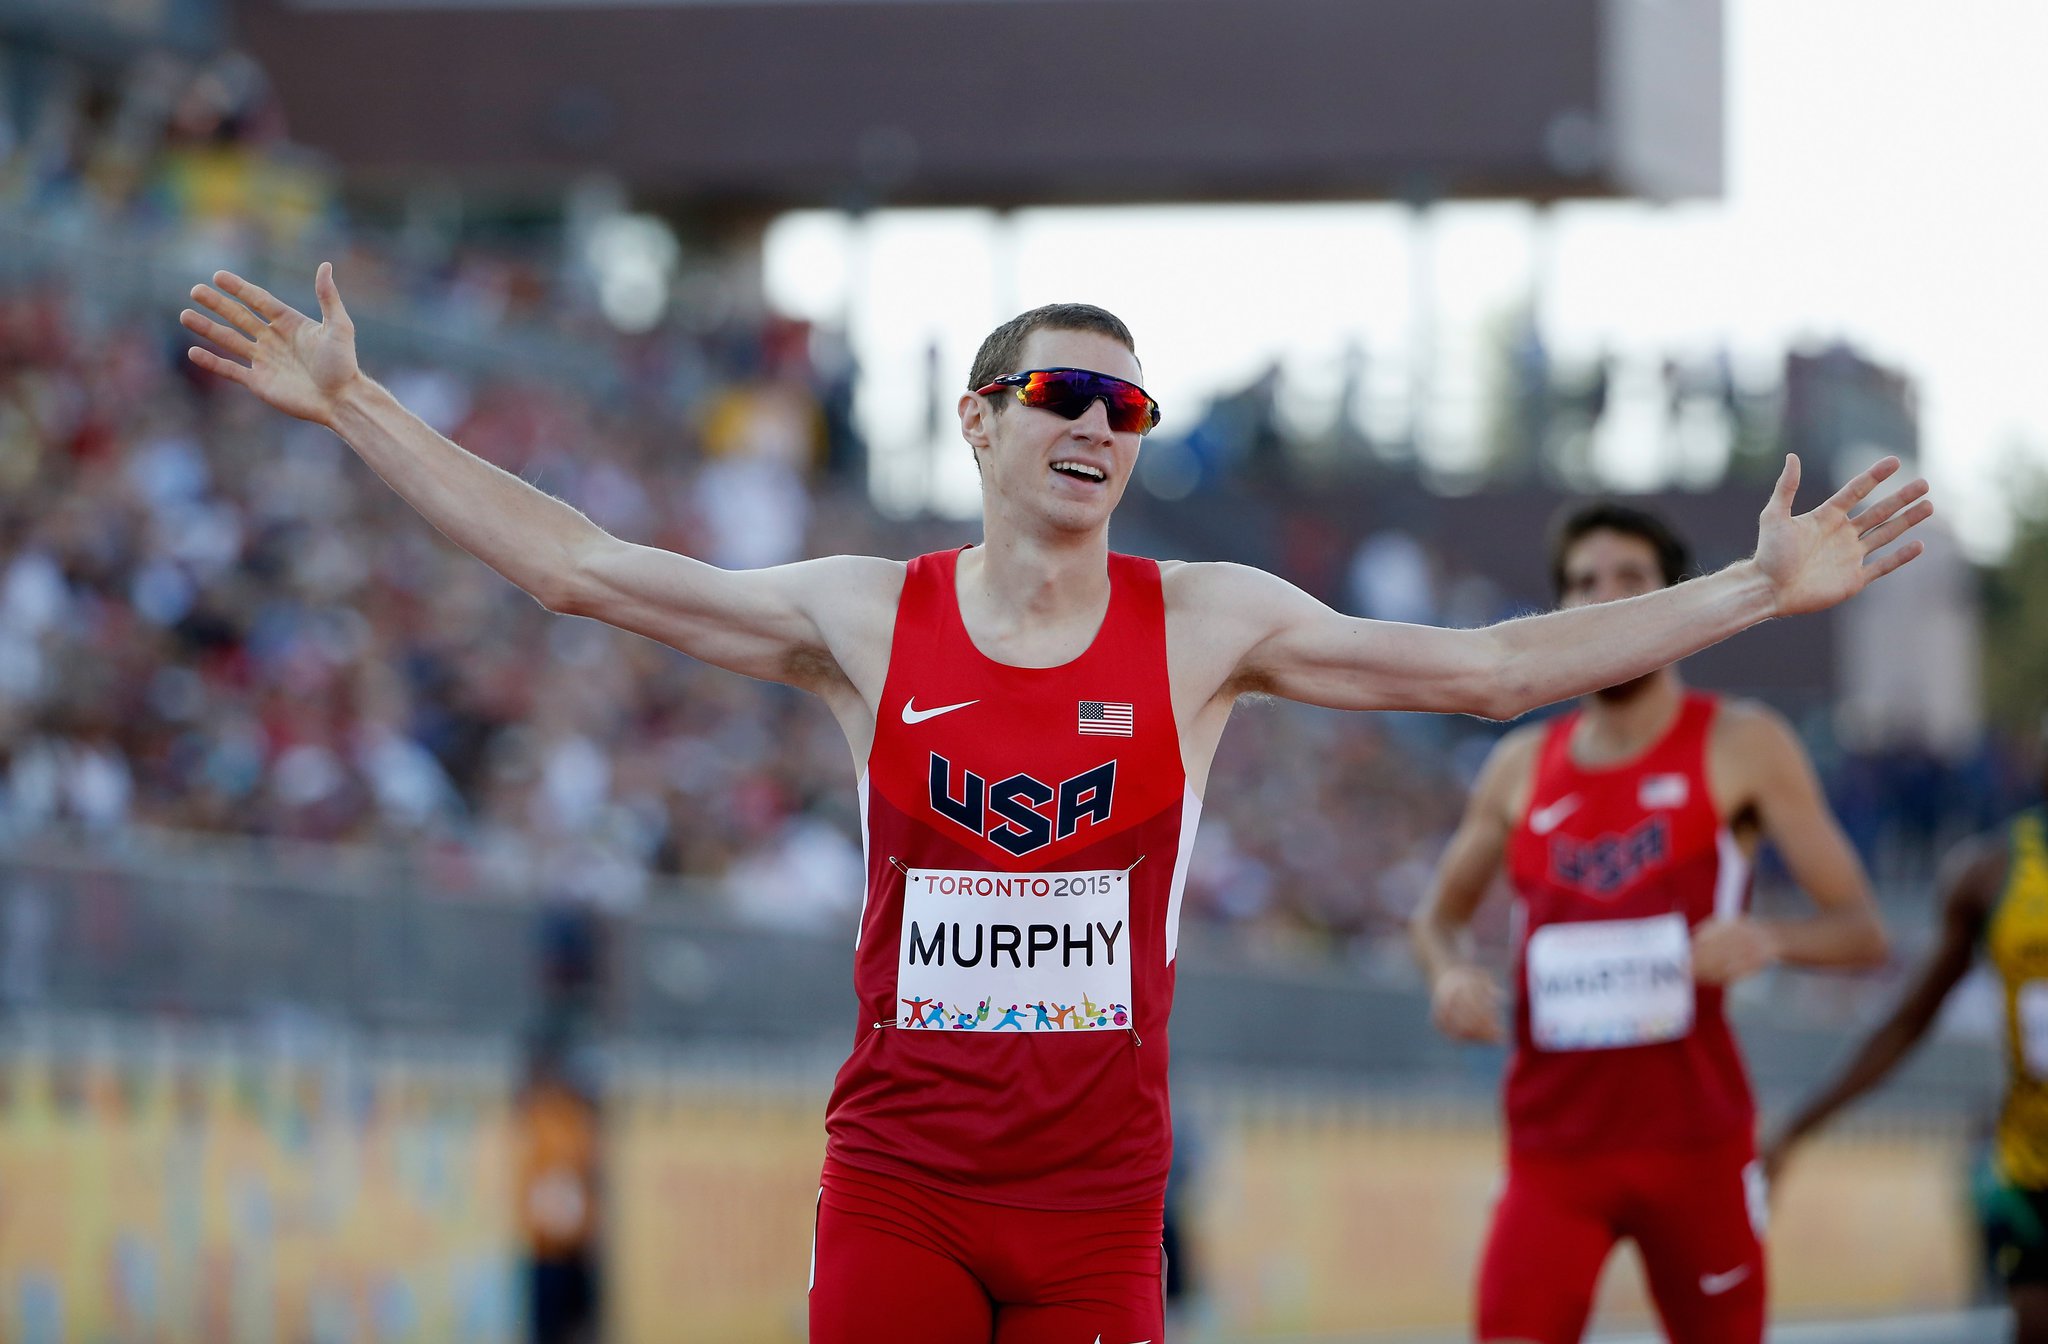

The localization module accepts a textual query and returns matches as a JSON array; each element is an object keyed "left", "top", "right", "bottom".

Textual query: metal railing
[{"left": 0, "top": 831, "right": 2002, "bottom": 1118}]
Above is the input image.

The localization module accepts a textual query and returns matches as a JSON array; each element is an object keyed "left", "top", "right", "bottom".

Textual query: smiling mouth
[{"left": 1051, "top": 461, "right": 1107, "bottom": 483}]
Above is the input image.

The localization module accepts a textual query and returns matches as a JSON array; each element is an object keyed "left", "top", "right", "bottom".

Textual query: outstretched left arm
[{"left": 1214, "top": 455, "right": 1929, "bottom": 720}]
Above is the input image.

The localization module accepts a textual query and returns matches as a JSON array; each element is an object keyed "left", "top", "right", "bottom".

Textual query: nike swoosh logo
[
  {"left": 1529, "top": 794, "right": 1581, "bottom": 836},
  {"left": 902, "top": 697, "right": 979, "bottom": 725},
  {"left": 1091, "top": 1338, "right": 1151, "bottom": 1344},
  {"left": 1699, "top": 1264, "right": 1752, "bottom": 1296}
]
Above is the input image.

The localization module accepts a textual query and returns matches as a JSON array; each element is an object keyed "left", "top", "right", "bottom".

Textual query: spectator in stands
[{"left": 514, "top": 1035, "right": 603, "bottom": 1344}]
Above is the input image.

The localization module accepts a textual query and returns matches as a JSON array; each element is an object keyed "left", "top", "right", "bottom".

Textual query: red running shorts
[
  {"left": 1477, "top": 1138, "right": 1767, "bottom": 1344},
  {"left": 809, "top": 1157, "right": 1166, "bottom": 1344}
]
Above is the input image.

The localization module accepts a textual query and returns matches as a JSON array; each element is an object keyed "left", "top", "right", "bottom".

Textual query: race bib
[
  {"left": 1527, "top": 913, "right": 1694, "bottom": 1051},
  {"left": 2018, "top": 981, "right": 2048, "bottom": 1078},
  {"left": 896, "top": 867, "right": 1133, "bottom": 1034}
]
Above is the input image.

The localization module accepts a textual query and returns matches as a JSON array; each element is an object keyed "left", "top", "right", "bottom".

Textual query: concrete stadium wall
[
  {"left": 1189, "top": 1100, "right": 1977, "bottom": 1336},
  {"left": 0, "top": 1022, "right": 1980, "bottom": 1342}
]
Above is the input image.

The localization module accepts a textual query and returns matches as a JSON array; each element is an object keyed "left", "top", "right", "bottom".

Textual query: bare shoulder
[
  {"left": 1712, "top": 696, "right": 1806, "bottom": 761},
  {"left": 1486, "top": 721, "right": 1549, "bottom": 775},
  {"left": 1715, "top": 695, "right": 1794, "bottom": 735},
  {"left": 1159, "top": 559, "right": 1323, "bottom": 700},
  {"left": 1475, "top": 720, "right": 1546, "bottom": 807},
  {"left": 1705, "top": 698, "right": 1815, "bottom": 815},
  {"left": 1158, "top": 558, "right": 1318, "bottom": 654},
  {"left": 797, "top": 553, "right": 908, "bottom": 659},
  {"left": 794, "top": 553, "right": 906, "bottom": 612},
  {"left": 1159, "top": 558, "right": 1300, "bottom": 614}
]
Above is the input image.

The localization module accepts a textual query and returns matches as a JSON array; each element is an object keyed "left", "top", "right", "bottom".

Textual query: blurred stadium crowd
[
  {"left": 0, "top": 44, "right": 2033, "bottom": 972},
  {"left": 0, "top": 270, "right": 1494, "bottom": 957},
  {"left": 0, "top": 32, "right": 2036, "bottom": 1344}
]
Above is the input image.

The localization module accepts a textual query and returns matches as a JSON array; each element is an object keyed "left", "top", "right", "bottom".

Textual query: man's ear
[{"left": 959, "top": 390, "right": 993, "bottom": 455}]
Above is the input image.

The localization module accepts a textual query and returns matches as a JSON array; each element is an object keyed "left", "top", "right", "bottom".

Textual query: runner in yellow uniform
[{"left": 1767, "top": 758, "right": 2048, "bottom": 1342}]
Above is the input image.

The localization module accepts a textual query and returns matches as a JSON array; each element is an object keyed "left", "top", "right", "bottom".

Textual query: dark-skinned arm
[{"left": 1760, "top": 835, "right": 2004, "bottom": 1181}]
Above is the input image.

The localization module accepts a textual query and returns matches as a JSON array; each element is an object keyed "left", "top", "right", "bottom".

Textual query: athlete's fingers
[
  {"left": 1442, "top": 1012, "right": 1492, "bottom": 1043},
  {"left": 190, "top": 283, "right": 267, "bottom": 339},
  {"left": 1711, "top": 945, "right": 1767, "bottom": 980},
  {"left": 1820, "top": 455, "right": 1901, "bottom": 517},
  {"left": 1692, "top": 918, "right": 1773, "bottom": 984},
  {"left": 1767, "top": 454, "right": 1800, "bottom": 515},
  {"left": 186, "top": 344, "right": 253, "bottom": 386},
  {"left": 1847, "top": 478, "right": 1922, "bottom": 531},
  {"left": 1850, "top": 476, "right": 1929, "bottom": 530},
  {"left": 1436, "top": 1000, "right": 1477, "bottom": 1039},
  {"left": 314, "top": 261, "right": 352, "bottom": 331},
  {"left": 1444, "top": 990, "right": 1505, "bottom": 1043},
  {"left": 1865, "top": 538, "right": 1925, "bottom": 581},
  {"left": 1860, "top": 500, "right": 1934, "bottom": 554},
  {"left": 179, "top": 308, "right": 256, "bottom": 360},
  {"left": 214, "top": 270, "right": 299, "bottom": 327}
]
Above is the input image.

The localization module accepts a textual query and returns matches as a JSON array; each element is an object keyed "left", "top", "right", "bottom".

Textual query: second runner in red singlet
[
  {"left": 812, "top": 547, "right": 1197, "bottom": 1343},
  {"left": 1488, "top": 690, "right": 1768, "bottom": 1341},
  {"left": 1410, "top": 503, "right": 1888, "bottom": 1344}
]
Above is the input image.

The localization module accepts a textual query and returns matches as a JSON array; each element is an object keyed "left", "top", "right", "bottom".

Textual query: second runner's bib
[{"left": 1526, "top": 913, "right": 1694, "bottom": 1051}]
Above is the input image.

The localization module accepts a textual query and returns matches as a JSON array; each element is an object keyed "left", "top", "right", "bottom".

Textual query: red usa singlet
[
  {"left": 823, "top": 548, "right": 1198, "bottom": 1209},
  {"left": 1503, "top": 692, "right": 1756, "bottom": 1154}
]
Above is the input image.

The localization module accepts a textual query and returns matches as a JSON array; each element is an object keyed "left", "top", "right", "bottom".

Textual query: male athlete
[
  {"left": 1764, "top": 741, "right": 2048, "bottom": 1343},
  {"left": 183, "top": 266, "right": 1928, "bottom": 1343},
  {"left": 1409, "top": 502, "right": 1892, "bottom": 1344}
]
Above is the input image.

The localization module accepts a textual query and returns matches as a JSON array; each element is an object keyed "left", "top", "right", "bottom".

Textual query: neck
[
  {"left": 1575, "top": 669, "right": 1685, "bottom": 757},
  {"left": 967, "top": 512, "right": 1113, "bottom": 623}
]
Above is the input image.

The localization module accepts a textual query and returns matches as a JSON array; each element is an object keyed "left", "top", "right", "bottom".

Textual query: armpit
[{"left": 779, "top": 642, "right": 843, "bottom": 690}]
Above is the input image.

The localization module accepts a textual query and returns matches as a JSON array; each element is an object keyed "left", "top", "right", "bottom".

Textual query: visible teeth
[{"left": 1053, "top": 462, "right": 1106, "bottom": 480}]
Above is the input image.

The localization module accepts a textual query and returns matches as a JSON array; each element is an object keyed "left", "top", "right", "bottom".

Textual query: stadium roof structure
[{"left": 234, "top": 0, "right": 1722, "bottom": 209}]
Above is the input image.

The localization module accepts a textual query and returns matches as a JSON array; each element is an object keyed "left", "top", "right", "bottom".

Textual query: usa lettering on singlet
[
  {"left": 1502, "top": 693, "right": 1758, "bottom": 1154},
  {"left": 823, "top": 548, "right": 1201, "bottom": 1210}
]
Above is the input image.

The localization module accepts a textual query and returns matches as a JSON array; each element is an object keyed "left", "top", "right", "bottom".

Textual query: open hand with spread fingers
[
  {"left": 1753, "top": 453, "right": 1933, "bottom": 617},
  {"left": 181, "top": 263, "right": 360, "bottom": 427}
]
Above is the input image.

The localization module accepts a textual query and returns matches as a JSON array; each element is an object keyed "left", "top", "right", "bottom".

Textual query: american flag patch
[
  {"left": 1078, "top": 701, "right": 1134, "bottom": 737},
  {"left": 1638, "top": 773, "right": 1690, "bottom": 810}
]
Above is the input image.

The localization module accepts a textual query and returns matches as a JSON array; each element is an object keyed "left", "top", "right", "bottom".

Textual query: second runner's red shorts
[{"left": 1477, "top": 1138, "right": 1766, "bottom": 1344}]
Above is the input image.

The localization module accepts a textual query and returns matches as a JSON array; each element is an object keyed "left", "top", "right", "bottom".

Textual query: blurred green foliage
[{"left": 1985, "top": 463, "right": 2048, "bottom": 732}]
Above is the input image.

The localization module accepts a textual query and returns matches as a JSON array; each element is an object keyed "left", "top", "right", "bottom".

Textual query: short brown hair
[
  {"left": 1549, "top": 501, "right": 1694, "bottom": 599},
  {"left": 967, "top": 304, "right": 1138, "bottom": 398}
]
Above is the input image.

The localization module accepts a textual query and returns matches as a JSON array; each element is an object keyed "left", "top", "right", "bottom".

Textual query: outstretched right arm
[
  {"left": 183, "top": 266, "right": 888, "bottom": 697},
  {"left": 1761, "top": 835, "right": 2003, "bottom": 1182}
]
